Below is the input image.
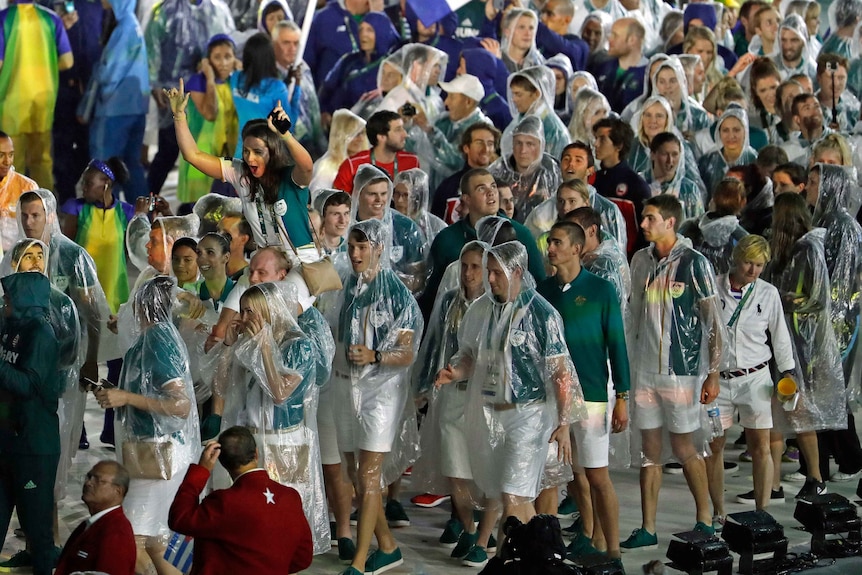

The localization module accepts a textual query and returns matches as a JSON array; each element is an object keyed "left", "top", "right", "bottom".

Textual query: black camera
[{"left": 400, "top": 103, "right": 417, "bottom": 117}]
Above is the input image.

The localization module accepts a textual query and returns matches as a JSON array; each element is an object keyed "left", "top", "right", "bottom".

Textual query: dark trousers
[
  {"left": 147, "top": 124, "right": 179, "bottom": 195},
  {"left": 53, "top": 94, "right": 90, "bottom": 207},
  {"left": 0, "top": 453, "right": 59, "bottom": 575}
]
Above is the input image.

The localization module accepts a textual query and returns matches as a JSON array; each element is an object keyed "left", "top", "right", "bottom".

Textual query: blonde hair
[
  {"left": 558, "top": 178, "right": 590, "bottom": 204},
  {"left": 811, "top": 133, "right": 852, "bottom": 166},
  {"left": 732, "top": 234, "right": 771, "bottom": 264},
  {"left": 239, "top": 287, "right": 272, "bottom": 326}
]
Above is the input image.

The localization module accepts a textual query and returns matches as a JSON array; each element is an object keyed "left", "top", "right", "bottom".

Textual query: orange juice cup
[{"left": 776, "top": 377, "right": 797, "bottom": 402}]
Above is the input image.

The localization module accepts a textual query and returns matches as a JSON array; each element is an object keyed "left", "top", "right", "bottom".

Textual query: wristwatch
[
  {"left": 615, "top": 391, "right": 629, "bottom": 401},
  {"left": 373, "top": 350, "right": 382, "bottom": 364}
]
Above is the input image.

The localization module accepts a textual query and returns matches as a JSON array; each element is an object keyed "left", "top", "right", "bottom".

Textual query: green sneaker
[
  {"left": 486, "top": 534, "right": 497, "bottom": 553},
  {"left": 451, "top": 530, "right": 479, "bottom": 559},
  {"left": 338, "top": 538, "right": 356, "bottom": 565},
  {"left": 462, "top": 545, "right": 489, "bottom": 568},
  {"left": 611, "top": 557, "right": 626, "bottom": 574},
  {"left": 439, "top": 518, "right": 464, "bottom": 548},
  {"left": 385, "top": 499, "right": 410, "bottom": 527},
  {"left": 694, "top": 521, "right": 716, "bottom": 536},
  {"left": 557, "top": 494, "right": 578, "bottom": 517},
  {"left": 562, "top": 516, "right": 583, "bottom": 539},
  {"left": 566, "top": 532, "right": 599, "bottom": 560},
  {"left": 0, "top": 550, "right": 32, "bottom": 569},
  {"left": 620, "top": 528, "right": 657, "bottom": 552},
  {"left": 364, "top": 547, "right": 403, "bottom": 575},
  {"left": 339, "top": 567, "right": 363, "bottom": 575}
]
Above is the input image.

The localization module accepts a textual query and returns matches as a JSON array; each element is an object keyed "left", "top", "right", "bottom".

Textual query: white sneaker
[
  {"left": 829, "top": 470, "right": 861, "bottom": 482},
  {"left": 782, "top": 471, "right": 806, "bottom": 482}
]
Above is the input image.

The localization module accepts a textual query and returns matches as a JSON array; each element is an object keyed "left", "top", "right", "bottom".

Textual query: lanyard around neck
[{"left": 370, "top": 150, "right": 399, "bottom": 179}]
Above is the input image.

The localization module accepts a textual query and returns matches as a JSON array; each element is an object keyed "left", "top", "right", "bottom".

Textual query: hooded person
[
  {"left": 125, "top": 212, "right": 202, "bottom": 290},
  {"left": 350, "top": 164, "right": 428, "bottom": 296},
  {"left": 220, "top": 280, "right": 332, "bottom": 555},
  {"left": 350, "top": 48, "right": 406, "bottom": 119},
  {"left": 502, "top": 66, "right": 571, "bottom": 160},
  {"left": 93, "top": 275, "right": 200, "bottom": 565},
  {"left": 650, "top": 57, "right": 711, "bottom": 139},
  {"left": 319, "top": 12, "right": 401, "bottom": 115},
  {"left": 310, "top": 110, "right": 368, "bottom": 195},
  {"left": 436, "top": 240, "right": 584, "bottom": 544},
  {"left": 489, "top": 115, "right": 562, "bottom": 223},
  {"left": 0, "top": 272, "right": 61, "bottom": 575},
  {"left": 545, "top": 54, "right": 575, "bottom": 127},
  {"left": 620, "top": 53, "right": 672, "bottom": 124},
  {"left": 500, "top": 8, "right": 546, "bottom": 73},
  {"left": 580, "top": 11, "right": 613, "bottom": 68},
  {"left": 639, "top": 131, "right": 705, "bottom": 221},
  {"left": 629, "top": 95, "right": 707, "bottom": 197},
  {"left": 393, "top": 169, "right": 446, "bottom": 245},
  {"left": 78, "top": 0, "right": 150, "bottom": 201},
  {"left": 697, "top": 106, "right": 759, "bottom": 198},
  {"left": 821, "top": 0, "right": 862, "bottom": 58},
  {"left": 404, "top": 4, "right": 462, "bottom": 81},
  {"left": 256, "top": 0, "right": 293, "bottom": 35},
  {"left": 459, "top": 48, "right": 513, "bottom": 131},
  {"left": 774, "top": 14, "right": 818, "bottom": 79},
  {"left": 567, "top": 88, "right": 609, "bottom": 147},
  {"left": 330, "top": 218, "right": 423, "bottom": 575},
  {"left": 376, "top": 43, "right": 448, "bottom": 123},
  {"left": 811, "top": 164, "right": 862, "bottom": 362}
]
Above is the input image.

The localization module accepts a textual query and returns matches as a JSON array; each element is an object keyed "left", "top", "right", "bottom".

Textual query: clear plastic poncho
[
  {"left": 546, "top": 54, "right": 575, "bottom": 126},
  {"left": 567, "top": 88, "right": 610, "bottom": 146},
  {"left": 2, "top": 239, "right": 83, "bottom": 501},
  {"left": 116, "top": 276, "right": 200, "bottom": 537},
  {"left": 678, "top": 213, "right": 749, "bottom": 275},
  {"left": 126, "top": 213, "right": 202, "bottom": 275},
  {"left": 772, "top": 228, "right": 848, "bottom": 433},
  {"left": 309, "top": 109, "right": 367, "bottom": 195},
  {"left": 192, "top": 193, "right": 242, "bottom": 234},
  {"left": 651, "top": 57, "right": 711, "bottom": 137},
  {"left": 627, "top": 236, "right": 725, "bottom": 465},
  {"left": 569, "top": 70, "right": 598, "bottom": 99},
  {"left": 697, "top": 107, "right": 759, "bottom": 198},
  {"left": 620, "top": 54, "right": 671, "bottom": 124},
  {"left": 489, "top": 115, "right": 562, "bottom": 223},
  {"left": 812, "top": 164, "right": 862, "bottom": 358},
  {"left": 392, "top": 168, "right": 446, "bottom": 245},
  {"left": 332, "top": 219, "right": 424, "bottom": 490},
  {"left": 412, "top": 240, "right": 488, "bottom": 496},
  {"left": 376, "top": 43, "right": 448, "bottom": 124},
  {"left": 774, "top": 14, "right": 818, "bottom": 79},
  {"left": 501, "top": 8, "right": 546, "bottom": 73},
  {"left": 223, "top": 281, "right": 330, "bottom": 554},
  {"left": 350, "top": 164, "right": 428, "bottom": 296},
  {"left": 502, "top": 66, "right": 571, "bottom": 160},
  {"left": 449, "top": 240, "right": 584, "bottom": 500},
  {"left": 582, "top": 236, "right": 632, "bottom": 318}
]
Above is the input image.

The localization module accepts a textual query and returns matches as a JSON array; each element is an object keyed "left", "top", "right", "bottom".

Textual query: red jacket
[
  {"left": 168, "top": 465, "right": 313, "bottom": 575},
  {"left": 54, "top": 507, "right": 136, "bottom": 575},
  {"left": 333, "top": 149, "right": 420, "bottom": 194}
]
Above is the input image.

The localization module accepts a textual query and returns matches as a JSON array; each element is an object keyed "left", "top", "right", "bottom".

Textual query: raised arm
[{"left": 167, "top": 79, "right": 224, "bottom": 180}]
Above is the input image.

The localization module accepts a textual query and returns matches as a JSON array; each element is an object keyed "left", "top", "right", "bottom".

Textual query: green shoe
[
  {"left": 338, "top": 538, "right": 356, "bottom": 565},
  {"left": 339, "top": 567, "right": 363, "bottom": 575},
  {"left": 611, "top": 557, "right": 626, "bottom": 575},
  {"left": 439, "top": 518, "right": 464, "bottom": 548},
  {"left": 487, "top": 534, "right": 497, "bottom": 553},
  {"left": 364, "top": 547, "right": 403, "bottom": 575},
  {"left": 462, "top": 545, "right": 489, "bottom": 568},
  {"left": 620, "top": 528, "right": 657, "bottom": 552},
  {"left": 0, "top": 550, "right": 32, "bottom": 569},
  {"left": 562, "top": 516, "right": 583, "bottom": 539},
  {"left": 557, "top": 493, "right": 578, "bottom": 517},
  {"left": 451, "top": 530, "right": 479, "bottom": 559},
  {"left": 694, "top": 521, "right": 716, "bottom": 536},
  {"left": 566, "top": 532, "right": 599, "bottom": 560},
  {"left": 385, "top": 499, "right": 410, "bottom": 527}
]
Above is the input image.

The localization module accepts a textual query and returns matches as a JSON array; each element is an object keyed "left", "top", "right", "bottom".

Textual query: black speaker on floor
[
  {"left": 569, "top": 552, "right": 624, "bottom": 575},
  {"left": 721, "top": 510, "right": 787, "bottom": 574},
  {"left": 665, "top": 530, "right": 733, "bottom": 575},
  {"left": 794, "top": 493, "right": 862, "bottom": 557}
]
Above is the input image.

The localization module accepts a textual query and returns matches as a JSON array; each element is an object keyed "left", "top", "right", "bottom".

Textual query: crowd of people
[{"left": 0, "top": 0, "right": 861, "bottom": 573}]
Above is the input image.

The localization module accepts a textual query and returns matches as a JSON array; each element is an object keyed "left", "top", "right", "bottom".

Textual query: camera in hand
[
  {"left": 269, "top": 110, "right": 292, "bottom": 135},
  {"left": 400, "top": 103, "right": 417, "bottom": 117}
]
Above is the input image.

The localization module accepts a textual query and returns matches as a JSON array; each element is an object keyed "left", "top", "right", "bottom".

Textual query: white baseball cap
[{"left": 439, "top": 74, "right": 485, "bottom": 103}]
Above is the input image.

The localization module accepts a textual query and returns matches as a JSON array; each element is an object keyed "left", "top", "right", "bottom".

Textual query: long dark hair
[
  {"left": 770, "top": 192, "right": 812, "bottom": 272},
  {"left": 239, "top": 120, "right": 293, "bottom": 204},
  {"left": 240, "top": 33, "right": 279, "bottom": 95}
]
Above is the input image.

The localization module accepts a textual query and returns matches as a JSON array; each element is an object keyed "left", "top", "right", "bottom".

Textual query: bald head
[{"left": 248, "top": 247, "right": 290, "bottom": 285}]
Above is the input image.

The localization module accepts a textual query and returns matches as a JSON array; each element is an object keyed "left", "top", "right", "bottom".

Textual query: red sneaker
[{"left": 410, "top": 493, "right": 451, "bottom": 508}]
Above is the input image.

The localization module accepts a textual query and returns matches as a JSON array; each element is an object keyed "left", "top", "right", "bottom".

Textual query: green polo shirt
[{"left": 537, "top": 269, "right": 630, "bottom": 402}]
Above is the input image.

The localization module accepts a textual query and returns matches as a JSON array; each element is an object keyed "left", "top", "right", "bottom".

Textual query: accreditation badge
[{"left": 274, "top": 199, "right": 287, "bottom": 216}]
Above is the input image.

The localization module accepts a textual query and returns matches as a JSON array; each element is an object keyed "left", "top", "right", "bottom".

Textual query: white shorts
[
  {"left": 572, "top": 401, "right": 611, "bottom": 469},
  {"left": 332, "top": 369, "right": 405, "bottom": 454},
  {"left": 497, "top": 403, "right": 551, "bottom": 498},
  {"left": 715, "top": 368, "right": 773, "bottom": 430},
  {"left": 438, "top": 383, "right": 472, "bottom": 480},
  {"left": 634, "top": 372, "right": 702, "bottom": 434},
  {"left": 317, "top": 385, "right": 341, "bottom": 466}
]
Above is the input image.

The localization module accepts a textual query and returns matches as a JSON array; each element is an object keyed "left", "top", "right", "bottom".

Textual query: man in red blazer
[
  {"left": 54, "top": 460, "right": 136, "bottom": 575},
  {"left": 168, "top": 426, "right": 313, "bottom": 575}
]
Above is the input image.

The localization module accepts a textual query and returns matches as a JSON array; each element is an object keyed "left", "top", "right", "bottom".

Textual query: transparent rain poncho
[
  {"left": 192, "top": 193, "right": 242, "bottom": 235},
  {"left": 376, "top": 43, "right": 448, "bottom": 124},
  {"left": 567, "top": 88, "right": 610, "bottom": 146},
  {"left": 350, "top": 164, "right": 428, "bottom": 296},
  {"left": 126, "top": 213, "right": 202, "bottom": 275},
  {"left": 627, "top": 235, "right": 725, "bottom": 465},
  {"left": 774, "top": 14, "right": 818, "bottom": 78},
  {"left": 501, "top": 8, "right": 546, "bottom": 73},
  {"left": 822, "top": 0, "right": 861, "bottom": 59},
  {"left": 569, "top": 70, "right": 598, "bottom": 100},
  {"left": 582, "top": 236, "right": 632, "bottom": 318},
  {"left": 678, "top": 213, "right": 749, "bottom": 275},
  {"left": 3, "top": 239, "right": 83, "bottom": 501},
  {"left": 651, "top": 57, "right": 711, "bottom": 137},
  {"left": 309, "top": 109, "right": 367, "bottom": 195},
  {"left": 116, "top": 276, "right": 200, "bottom": 537},
  {"left": 546, "top": 54, "right": 575, "bottom": 126},
  {"left": 489, "top": 115, "right": 562, "bottom": 223},
  {"left": 579, "top": 12, "right": 612, "bottom": 52},
  {"left": 331, "top": 219, "right": 424, "bottom": 491},
  {"left": 446, "top": 241, "right": 584, "bottom": 500},
  {"left": 502, "top": 66, "right": 571, "bottom": 160},
  {"left": 812, "top": 164, "right": 862, "bottom": 358},
  {"left": 697, "top": 107, "right": 759, "bottom": 198},
  {"left": 222, "top": 281, "right": 331, "bottom": 554},
  {"left": 392, "top": 168, "right": 446, "bottom": 244},
  {"left": 620, "top": 54, "right": 671, "bottom": 124},
  {"left": 412, "top": 240, "right": 488, "bottom": 496},
  {"left": 771, "top": 228, "right": 847, "bottom": 433}
]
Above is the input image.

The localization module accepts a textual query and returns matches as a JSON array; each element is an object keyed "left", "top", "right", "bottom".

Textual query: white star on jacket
[{"left": 263, "top": 488, "right": 275, "bottom": 504}]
